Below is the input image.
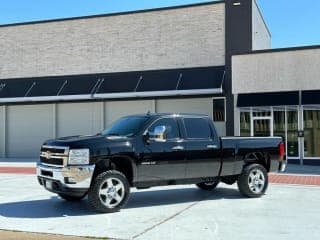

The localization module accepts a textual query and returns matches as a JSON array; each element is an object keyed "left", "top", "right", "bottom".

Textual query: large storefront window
[
  {"left": 287, "top": 111, "right": 299, "bottom": 157},
  {"left": 303, "top": 110, "right": 320, "bottom": 158},
  {"left": 273, "top": 111, "right": 285, "bottom": 142},
  {"left": 240, "top": 112, "right": 250, "bottom": 136},
  {"left": 254, "top": 119, "right": 271, "bottom": 137},
  {"left": 239, "top": 107, "right": 301, "bottom": 159}
]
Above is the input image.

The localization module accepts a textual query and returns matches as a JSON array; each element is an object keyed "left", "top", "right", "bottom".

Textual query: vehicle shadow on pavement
[
  {"left": 126, "top": 187, "right": 244, "bottom": 209},
  {"left": 0, "top": 196, "right": 93, "bottom": 218},
  {"left": 0, "top": 187, "right": 243, "bottom": 218}
]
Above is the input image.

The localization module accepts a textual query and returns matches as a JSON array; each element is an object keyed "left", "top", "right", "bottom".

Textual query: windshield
[{"left": 101, "top": 116, "right": 149, "bottom": 137}]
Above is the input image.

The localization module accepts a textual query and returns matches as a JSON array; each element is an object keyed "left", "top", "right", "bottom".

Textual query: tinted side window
[
  {"left": 148, "top": 118, "right": 180, "bottom": 139},
  {"left": 183, "top": 118, "right": 212, "bottom": 139}
]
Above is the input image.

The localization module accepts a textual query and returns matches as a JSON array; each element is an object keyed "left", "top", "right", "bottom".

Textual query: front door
[{"left": 137, "top": 117, "right": 186, "bottom": 182}]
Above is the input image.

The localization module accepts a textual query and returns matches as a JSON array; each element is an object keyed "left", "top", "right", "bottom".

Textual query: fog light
[{"left": 65, "top": 177, "right": 77, "bottom": 184}]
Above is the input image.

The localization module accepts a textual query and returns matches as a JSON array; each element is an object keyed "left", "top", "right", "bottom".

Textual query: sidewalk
[{"left": 0, "top": 158, "right": 37, "bottom": 174}]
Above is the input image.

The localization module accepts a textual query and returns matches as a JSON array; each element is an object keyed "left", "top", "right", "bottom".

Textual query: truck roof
[{"left": 126, "top": 113, "right": 210, "bottom": 118}]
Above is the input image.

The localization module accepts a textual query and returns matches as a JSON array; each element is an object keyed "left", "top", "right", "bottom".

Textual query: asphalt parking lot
[{"left": 1, "top": 173, "right": 320, "bottom": 240}]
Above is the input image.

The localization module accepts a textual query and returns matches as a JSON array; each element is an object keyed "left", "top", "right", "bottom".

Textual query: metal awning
[
  {"left": 237, "top": 91, "right": 299, "bottom": 107},
  {"left": 0, "top": 66, "right": 225, "bottom": 104}
]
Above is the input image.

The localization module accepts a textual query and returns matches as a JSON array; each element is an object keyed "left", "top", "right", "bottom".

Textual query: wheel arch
[
  {"left": 92, "top": 155, "right": 137, "bottom": 186},
  {"left": 243, "top": 151, "right": 271, "bottom": 172}
]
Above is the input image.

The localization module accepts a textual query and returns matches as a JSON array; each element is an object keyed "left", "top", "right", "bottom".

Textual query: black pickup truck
[{"left": 37, "top": 113, "right": 286, "bottom": 213}]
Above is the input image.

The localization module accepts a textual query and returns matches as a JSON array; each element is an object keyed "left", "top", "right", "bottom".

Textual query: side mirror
[
  {"left": 142, "top": 131, "right": 150, "bottom": 143},
  {"left": 150, "top": 125, "right": 167, "bottom": 142}
]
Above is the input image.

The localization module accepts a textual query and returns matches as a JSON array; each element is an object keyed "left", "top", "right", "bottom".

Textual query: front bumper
[{"left": 37, "top": 163, "right": 95, "bottom": 196}]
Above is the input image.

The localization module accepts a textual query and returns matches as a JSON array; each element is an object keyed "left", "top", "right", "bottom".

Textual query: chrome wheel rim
[
  {"left": 248, "top": 169, "right": 265, "bottom": 194},
  {"left": 99, "top": 177, "right": 125, "bottom": 208}
]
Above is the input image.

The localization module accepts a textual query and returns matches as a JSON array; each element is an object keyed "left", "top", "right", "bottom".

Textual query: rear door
[{"left": 182, "top": 117, "right": 221, "bottom": 178}]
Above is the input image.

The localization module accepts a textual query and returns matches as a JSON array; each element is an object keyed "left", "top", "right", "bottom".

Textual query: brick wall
[{"left": 0, "top": 3, "right": 225, "bottom": 79}]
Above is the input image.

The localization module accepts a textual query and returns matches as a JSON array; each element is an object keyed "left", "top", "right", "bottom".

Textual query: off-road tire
[
  {"left": 88, "top": 170, "right": 130, "bottom": 213},
  {"left": 237, "top": 164, "right": 268, "bottom": 198}
]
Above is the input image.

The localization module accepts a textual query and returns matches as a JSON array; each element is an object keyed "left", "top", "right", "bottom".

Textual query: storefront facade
[{"left": 233, "top": 47, "right": 320, "bottom": 165}]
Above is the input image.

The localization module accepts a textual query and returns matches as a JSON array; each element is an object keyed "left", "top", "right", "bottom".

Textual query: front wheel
[
  {"left": 237, "top": 164, "right": 268, "bottom": 198},
  {"left": 88, "top": 170, "right": 130, "bottom": 213},
  {"left": 196, "top": 179, "right": 219, "bottom": 191}
]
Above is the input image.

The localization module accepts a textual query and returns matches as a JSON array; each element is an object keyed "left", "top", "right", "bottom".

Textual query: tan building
[
  {"left": 3, "top": 0, "right": 319, "bottom": 165},
  {"left": 232, "top": 46, "right": 320, "bottom": 165}
]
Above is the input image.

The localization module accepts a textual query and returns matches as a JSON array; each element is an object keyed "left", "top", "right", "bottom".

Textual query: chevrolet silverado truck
[{"left": 37, "top": 113, "right": 286, "bottom": 213}]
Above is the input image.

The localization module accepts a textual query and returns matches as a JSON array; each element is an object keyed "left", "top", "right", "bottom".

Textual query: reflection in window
[
  {"left": 287, "top": 111, "right": 299, "bottom": 157},
  {"left": 240, "top": 112, "right": 250, "bottom": 136},
  {"left": 304, "top": 110, "right": 320, "bottom": 158},
  {"left": 213, "top": 99, "right": 225, "bottom": 122}
]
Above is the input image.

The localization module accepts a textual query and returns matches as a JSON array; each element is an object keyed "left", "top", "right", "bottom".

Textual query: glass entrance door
[
  {"left": 303, "top": 109, "right": 320, "bottom": 158},
  {"left": 240, "top": 107, "right": 301, "bottom": 160},
  {"left": 286, "top": 110, "right": 299, "bottom": 158}
]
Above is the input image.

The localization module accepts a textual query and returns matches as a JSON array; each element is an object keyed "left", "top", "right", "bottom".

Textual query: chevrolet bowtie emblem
[{"left": 44, "top": 151, "right": 52, "bottom": 159}]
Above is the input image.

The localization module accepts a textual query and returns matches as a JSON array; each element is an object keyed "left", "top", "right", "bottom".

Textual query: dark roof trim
[
  {"left": 0, "top": 1, "right": 225, "bottom": 28},
  {"left": 233, "top": 44, "right": 320, "bottom": 56}
]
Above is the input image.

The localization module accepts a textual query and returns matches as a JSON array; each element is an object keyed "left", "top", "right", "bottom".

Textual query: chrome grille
[{"left": 40, "top": 145, "right": 69, "bottom": 167}]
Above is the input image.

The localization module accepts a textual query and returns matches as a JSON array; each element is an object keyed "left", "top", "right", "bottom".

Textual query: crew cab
[{"left": 37, "top": 113, "right": 286, "bottom": 213}]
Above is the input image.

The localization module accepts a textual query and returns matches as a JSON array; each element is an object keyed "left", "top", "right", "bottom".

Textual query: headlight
[{"left": 68, "top": 149, "right": 90, "bottom": 165}]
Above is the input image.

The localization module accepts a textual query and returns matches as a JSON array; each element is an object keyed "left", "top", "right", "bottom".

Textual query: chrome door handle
[
  {"left": 172, "top": 146, "right": 184, "bottom": 151},
  {"left": 207, "top": 145, "right": 218, "bottom": 149}
]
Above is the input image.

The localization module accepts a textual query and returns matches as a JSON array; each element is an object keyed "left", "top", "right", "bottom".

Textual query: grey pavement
[{"left": 0, "top": 174, "right": 319, "bottom": 240}]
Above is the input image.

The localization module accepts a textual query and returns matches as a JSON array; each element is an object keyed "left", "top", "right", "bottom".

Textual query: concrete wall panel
[
  {"left": 6, "top": 104, "right": 54, "bottom": 158},
  {"left": 105, "top": 100, "right": 155, "bottom": 128},
  {"left": 57, "top": 102, "right": 103, "bottom": 137},
  {"left": 0, "top": 3, "right": 225, "bottom": 79},
  {"left": 156, "top": 98, "right": 226, "bottom": 136},
  {"left": 232, "top": 48, "right": 320, "bottom": 94}
]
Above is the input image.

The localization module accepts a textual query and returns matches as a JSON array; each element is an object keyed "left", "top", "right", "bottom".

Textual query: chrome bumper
[
  {"left": 37, "top": 163, "right": 95, "bottom": 189},
  {"left": 279, "top": 158, "right": 287, "bottom": 172}
]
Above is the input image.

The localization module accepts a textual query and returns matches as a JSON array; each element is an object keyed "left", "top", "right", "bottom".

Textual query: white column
[
  {"left": 101, "top": 101, "right": 105, "bottom": 130},
  {"left": 152, "top": 99, "right": 156, "bottom": 113},
  {"left": 52, "top": 104, "right": 57, "bottom": 139},
  {"left": 2, "top": 105, "right": 7, "bottom": 158}
]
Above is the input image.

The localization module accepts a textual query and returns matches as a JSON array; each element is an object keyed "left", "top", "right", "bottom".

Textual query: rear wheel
[
  {"left": 237, "top": 164, "right": 268, "bottom": 198},
  {"left": 58, "top": 193, "right": 86, "bottom": 201},
  {"left": 196, "top": 179, "right": 219, "bottom": 191},
  {"left": 88, "top": 170, "right": 130, "bottom": 213}
]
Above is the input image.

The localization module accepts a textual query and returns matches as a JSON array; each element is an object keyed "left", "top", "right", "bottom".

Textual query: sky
[{"left": 0, "top": 0, "right": 319, "bottom": 49}]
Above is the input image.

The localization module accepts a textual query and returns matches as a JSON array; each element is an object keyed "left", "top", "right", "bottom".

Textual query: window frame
[
  {"left": 182, "top": 117, "right": 213, "bottom": 140},
  {"left": 145, "top": 117, "right": 181, "bottom": 141},
  {"left": 212, "top": 97, "right": 226, "bottom": 123}
]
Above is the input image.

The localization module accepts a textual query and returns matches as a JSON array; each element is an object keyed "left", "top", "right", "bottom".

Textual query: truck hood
[{"left": 44, "top": 134, "right": 130, "bottom": 149}]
